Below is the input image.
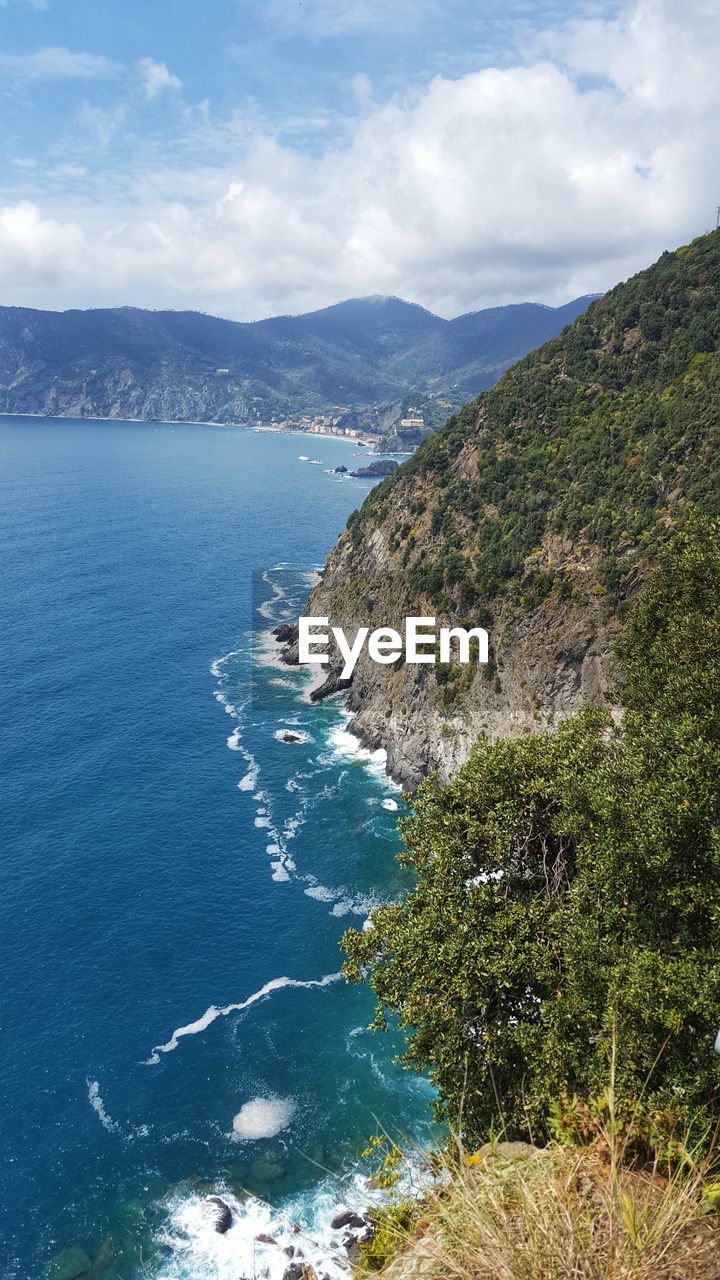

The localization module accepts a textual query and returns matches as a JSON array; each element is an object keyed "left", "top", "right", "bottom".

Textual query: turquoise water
[{"left": 0, "top": 418, "right": 433, "bottom": 1280}]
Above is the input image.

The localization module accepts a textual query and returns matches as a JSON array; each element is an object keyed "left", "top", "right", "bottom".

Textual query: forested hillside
[{"left": 303, "top": 231, "right": 720, "bottom": 783}]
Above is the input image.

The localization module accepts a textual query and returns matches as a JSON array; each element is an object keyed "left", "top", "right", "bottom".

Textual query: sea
[{"left": 0, "top": 417, "right": 435, "bottom": 1280}]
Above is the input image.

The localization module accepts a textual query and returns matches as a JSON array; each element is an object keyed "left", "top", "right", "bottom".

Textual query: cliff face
[
  {"left": 303, "top": 512, "right": 615, "bottom": 789},
  {"left": 297, "top": 232, "right": 720, "bottom": 786}
]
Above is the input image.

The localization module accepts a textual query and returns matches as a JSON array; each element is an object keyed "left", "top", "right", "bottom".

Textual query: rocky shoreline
[{"left": 273, "top": 589, "right": 614, "bottom": 792}]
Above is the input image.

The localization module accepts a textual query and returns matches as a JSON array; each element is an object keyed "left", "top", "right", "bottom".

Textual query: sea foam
[
  {"left": 230, "top": 1095, "right": 296, "bottom": 1141},
  {"left": 145, "top": 972, "right": 342, "bottom": 1065}
]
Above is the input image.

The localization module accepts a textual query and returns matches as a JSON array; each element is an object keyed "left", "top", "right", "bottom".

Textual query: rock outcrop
[{"left": 202, "top": 1195, "right": 233, "bottom": 1233}]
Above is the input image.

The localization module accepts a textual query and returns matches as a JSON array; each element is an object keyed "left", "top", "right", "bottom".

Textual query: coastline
[
  {"left": 0, "top": 411, "right": 382, "bottom": 451},
  {"left": 0, "top": 412, "right": 418, "bottom": 455}
]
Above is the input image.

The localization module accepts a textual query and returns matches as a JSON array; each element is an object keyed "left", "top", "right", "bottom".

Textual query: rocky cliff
[{"left": 290, "top": 232, "right": 720, "bottom": 786}]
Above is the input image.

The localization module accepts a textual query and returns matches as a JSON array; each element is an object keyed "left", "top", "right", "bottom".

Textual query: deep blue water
[{"left": 0, "top": 419, "right": 433, "bottom": 1280}]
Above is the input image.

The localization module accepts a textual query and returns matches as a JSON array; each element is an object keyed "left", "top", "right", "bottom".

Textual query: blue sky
[{"left": 0, "top": 0, "right": 716, "bottom": 318}]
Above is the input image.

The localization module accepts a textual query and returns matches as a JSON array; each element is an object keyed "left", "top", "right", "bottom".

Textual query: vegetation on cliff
[
  {"left": 343, "top": 517, "right": 720, "bottom": 1152},
  {"left": 345, "top": 231, "right": 720, "bottom": 615}
]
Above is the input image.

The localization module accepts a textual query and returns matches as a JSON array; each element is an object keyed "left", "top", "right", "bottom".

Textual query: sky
[{"left": 0, "top": 0, "right": 718, "bottom": 320}]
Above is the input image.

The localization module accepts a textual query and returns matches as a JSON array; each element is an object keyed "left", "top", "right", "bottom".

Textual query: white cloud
[
  {"left": 0, "top": 201, "right": 84, "bottom": 285},
  {"left": 137, "top": 57, "right": 182, "bottom": 99},
  {"left": 74, "top": 100, "right": 126, "bottom": 148},
  {"left": 1, "top": 0, "right": 719, "bottom": 318},
  {"left": 0, "top": 46, "right": 117, "bottom": 80}
]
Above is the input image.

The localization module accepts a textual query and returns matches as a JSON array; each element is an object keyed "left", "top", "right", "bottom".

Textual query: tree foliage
[{"left": 343, "top": 519, "right": 720, "bottom": 1149}]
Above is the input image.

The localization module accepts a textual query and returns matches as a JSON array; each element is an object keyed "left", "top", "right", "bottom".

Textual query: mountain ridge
[{"left": 0, "top": 293, "right": 596, "bottom": 443}]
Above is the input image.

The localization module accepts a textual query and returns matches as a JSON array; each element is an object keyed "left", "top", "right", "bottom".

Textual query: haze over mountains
[{"left": 0, "top": 293, "right": 595, "bottom": 445}]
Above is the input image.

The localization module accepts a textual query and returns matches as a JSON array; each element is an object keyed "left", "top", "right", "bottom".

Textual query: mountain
[
  {"left": 290, "top": 231, "right": 720, "bottom": 785},
  {"left": 0, "top": 294, "right": 595, "bottom": 441}
]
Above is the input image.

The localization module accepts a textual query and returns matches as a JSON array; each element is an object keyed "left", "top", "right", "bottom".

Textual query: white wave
[
  {"left": 298, "top": 454, "right": 310, "bottom": 460},
  {"left": 237, "top": 759, "right": 259, "bottom": 791},
  {"left": 258, "top": 569, "right": 290, "bottom": 622},
  {"left": 145, "top": 972, "right": 342, "bottom": 1065},
  {"left": 252, "top": 629, "right": 290, "bottom": 670},
  {"left": 230, "top": 1096, "right": 296, "bottom": 1141},
  {"left": 382, "top": 799, "right": 399, "bottom": 811},
  {"left": 152, "top": 1179, "right": 360, "bottom": 1280},
  {"left": 87, "top": 1079, "right": 121, "bottom": 1135},
  {"left": 330, "top": 893, "right": 380, "bottom": 918},
  {"left": 303, "top": 884, "right": 336, "bottom": 903},
  {"left": 87, "top": 1080, "right": 149, "bottom": 1141},
  {"left": 325, "top": 716, "right": 402, "bottom": 790},
  {"left": 149, "top": 1154, "right": 434, "bottom": 1280},
  {"left": 226, "top": 727, "right": 242, "bottom": 750},
  {"left": 209, "top": 649, "right": 242, "bottom": 682},
  {"left": 302, "top": 878, "right": 380, "bottom": 919},
  {"left": 299, "top": 665, "right": 331, "bottom": 703}
]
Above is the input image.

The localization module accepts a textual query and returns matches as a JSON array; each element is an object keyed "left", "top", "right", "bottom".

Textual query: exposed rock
[
  {"left": 272, "top": 623, "right": 298, "bottom": 646},
  {"left": 343, "top": 1235, "right": 361, "bottom": 1260},
  {"left": 277, "top": 731, "right": 303, "bottom": 743},
  {"left": 202, "top": 1195, "right": 233, "bottom": 1234},
  {"left": 330, "top": 1209, "right": 365, "bottom": 1230},
  {"left": 350, "top": 460, "right": 400, "bottom": 478},
  {"left": 308, "top": 672, "right": 353, "bottom": 702},
  {"left": 256, "top": 1233, "right": 278, "bottom": 1246},
  {"left": 334, "top": 465, "right": 349, "bottom": 474},
  {"left": 301, "top": 550, "right": 615, "bottom": 789},
  {"left": 283, "top": 1264, "right": 317, "bottom": 1280}
]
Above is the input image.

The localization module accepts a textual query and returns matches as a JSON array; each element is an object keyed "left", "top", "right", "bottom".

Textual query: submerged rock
[
  {"left": 202, "top": 1195, "right": 233, "bottom": 1233},
  {"left": 250, "top": 1155, "right": 286, "bottom": 1183},
  {"left": 45, "top": 1247, "right": 93, "bottom": 1280}
]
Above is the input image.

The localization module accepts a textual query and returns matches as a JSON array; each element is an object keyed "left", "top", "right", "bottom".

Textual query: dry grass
[{"left": 379, "top": 1142, "right": 720, "bottom": 1280}]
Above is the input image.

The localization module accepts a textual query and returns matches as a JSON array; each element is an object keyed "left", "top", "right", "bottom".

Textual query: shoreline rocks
[
  {"left": 349, "top": 460, "right": 399, "bottom": 479},
  {"left": 202, "top": 1195, "right": 233, "bottom": 1234}
]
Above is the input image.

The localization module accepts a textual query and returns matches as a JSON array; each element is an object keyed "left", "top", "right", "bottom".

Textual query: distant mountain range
[{"left": 0, "top": 293, "right": 597, "bottom": 445}]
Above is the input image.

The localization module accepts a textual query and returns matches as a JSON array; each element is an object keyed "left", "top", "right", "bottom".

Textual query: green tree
[{"left": 343, "top": 519, "right": 720, "bottom": 1149}]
